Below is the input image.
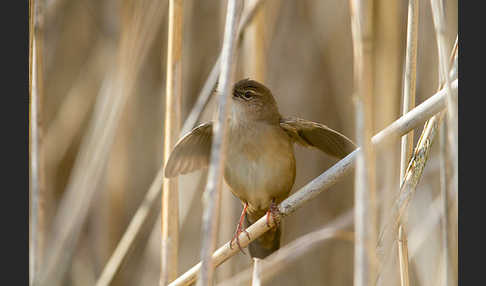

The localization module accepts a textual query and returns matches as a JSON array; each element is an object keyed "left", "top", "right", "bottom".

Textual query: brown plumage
[{"left": 164, "top": 78, "right": 356, "bottom": 258}]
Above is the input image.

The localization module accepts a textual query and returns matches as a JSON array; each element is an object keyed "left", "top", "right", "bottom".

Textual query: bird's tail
[{"left": 244, "top": 213, "right": 281, "bottom": 258}]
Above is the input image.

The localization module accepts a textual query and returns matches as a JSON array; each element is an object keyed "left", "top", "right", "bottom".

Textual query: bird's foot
[
  {"left": 266, "top": 198, "right": 281, "bottom": 228},
  {"left": 229, "top": 203, "right": 250, "bottom": 254}
]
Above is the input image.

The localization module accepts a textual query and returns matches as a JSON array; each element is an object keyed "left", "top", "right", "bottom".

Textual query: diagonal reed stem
[
  {"left": 95, "top": 168, "right": 164, "bottom": 286},
  {"left": 218, "top": 211, "right": 354, "bottom": 286}
]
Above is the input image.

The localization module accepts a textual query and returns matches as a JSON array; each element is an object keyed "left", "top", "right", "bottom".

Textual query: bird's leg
[
  {"left": 266, "top": 198, "right": 281, "bottom": 228},
  {"left": 229, "top": 202, "right": 251, "bottom": 254}
]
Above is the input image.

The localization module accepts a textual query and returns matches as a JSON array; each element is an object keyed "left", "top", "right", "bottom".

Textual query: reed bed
[{"left": 29, "top": 1, "right": 458, "bottom": 285}]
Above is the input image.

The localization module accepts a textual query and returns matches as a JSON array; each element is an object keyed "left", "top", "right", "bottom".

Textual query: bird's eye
[{"left": 242, "top": 91, "right": 253, "bottom": 100}]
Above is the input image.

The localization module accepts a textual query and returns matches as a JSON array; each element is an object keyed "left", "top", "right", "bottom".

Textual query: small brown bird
[{"left": 164, "top": 79, "right": 356, "bottom": 258}]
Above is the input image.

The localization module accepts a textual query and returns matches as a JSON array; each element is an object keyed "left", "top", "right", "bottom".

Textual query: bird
[{"left": 164, "top": 78, "right": 357, "bottom": 258}]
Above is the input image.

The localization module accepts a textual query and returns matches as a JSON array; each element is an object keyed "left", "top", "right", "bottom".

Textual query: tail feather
[{"left": 244, "top": 213, "right": 281, "bottom": 258}]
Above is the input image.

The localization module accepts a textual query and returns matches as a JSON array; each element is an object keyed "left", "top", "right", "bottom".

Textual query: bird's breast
[{"left": 224, "top": 123, "right": 296, "bottom": 212}]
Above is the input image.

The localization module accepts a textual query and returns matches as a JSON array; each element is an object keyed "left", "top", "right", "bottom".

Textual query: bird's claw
[
  {"left": 229, "top": 224, "right": 250, "bottom": 255},
  {"left": 229, "top": 202, "right": 250, "bottom": 254},
  {"left": 266, "top": 199, "right": 281, "bottom": 228}
]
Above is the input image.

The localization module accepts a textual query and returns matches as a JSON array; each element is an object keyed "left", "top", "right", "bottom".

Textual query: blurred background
[{"left": 29, "top": 0, "right": 457, "bottom": 285}]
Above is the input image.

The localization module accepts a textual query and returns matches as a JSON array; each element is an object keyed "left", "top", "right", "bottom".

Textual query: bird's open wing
[
  {"left": 164, "top": 122, "right": 213, "bottom": 178},
  {"left": 280, "top": 117, "right": 357, "bottom": 159}
]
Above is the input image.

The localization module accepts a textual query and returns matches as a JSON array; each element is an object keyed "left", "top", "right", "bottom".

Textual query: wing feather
[
  {"left": 164, "top": 122, "right": 213, "bottom": 177},
  {"left": 280, "top": 117, "right": 357, "bottom": 159}
]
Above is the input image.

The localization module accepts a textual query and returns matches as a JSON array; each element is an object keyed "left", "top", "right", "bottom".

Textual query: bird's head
[{"left": 231, "top": 78, "right": 280, "bottom": 124}]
